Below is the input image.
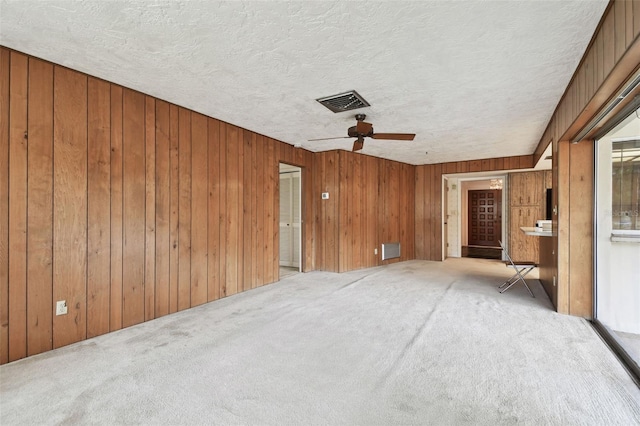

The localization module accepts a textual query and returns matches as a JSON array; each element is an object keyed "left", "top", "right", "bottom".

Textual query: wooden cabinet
[
  {"left": 508, "top": 171, "right": 547, "bottom": 263},
  {"left": 509, "top": 206, "right": 541, "bottom": 262},
  {"left": 509, "top": 171, "right": 542, "bottom": 206}
]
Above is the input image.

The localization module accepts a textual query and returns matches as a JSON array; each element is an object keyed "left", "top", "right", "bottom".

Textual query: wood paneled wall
[
  {"left": 533, "top": 0, "right": 640, "bottom": 318},
  {"left": 415, "top": 155, "right": 535, "bottom": 261},
  {"left": 535, "top": 0, "right": 640, "bottom": 161},
  {"left": 555, "top": 140, "right": 595, "bottom": 318},
  {"left": 440, "top": 155, "right": 534, "bottom": 174},
  {"left": 0, "top": 47, "right": 316, "bottom": 364},
  {"left": 314, "top": 150, "right": 415, "bottom": 272}
]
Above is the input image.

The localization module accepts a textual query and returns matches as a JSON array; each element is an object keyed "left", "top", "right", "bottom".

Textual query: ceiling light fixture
[{"left": 490, "top": 179, "right": 503, "bottom": 190}]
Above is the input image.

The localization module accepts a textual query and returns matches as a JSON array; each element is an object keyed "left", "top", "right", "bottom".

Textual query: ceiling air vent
[{"left": 316, "top": 90, "right": 370, "bottom": 113}]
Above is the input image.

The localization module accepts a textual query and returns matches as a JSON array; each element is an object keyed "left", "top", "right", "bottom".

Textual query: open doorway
[
  {"left": 279, "top": 163, "right": 302, "bottom": 278},
  {"left": 454, "top": 176, "right": 506, "bottom": 259}
]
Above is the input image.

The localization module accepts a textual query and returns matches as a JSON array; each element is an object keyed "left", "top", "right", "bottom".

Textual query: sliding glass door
[{"left": 595, "top": 110, "right": 640, "bottom": 371}]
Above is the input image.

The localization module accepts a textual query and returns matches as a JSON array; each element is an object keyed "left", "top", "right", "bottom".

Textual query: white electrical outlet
[
  {"left": 321, "top": 192, "right": 329, "bottom": 200},
  {"left": 374, "top": 248, "right": 378, "bottom": 255},
  {"left": 56, "top": 300, "right": 67, "bottom": 316}
]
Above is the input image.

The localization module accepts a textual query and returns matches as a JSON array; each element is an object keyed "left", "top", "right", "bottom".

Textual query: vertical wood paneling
[
  {"left": 0, "top": 48, "right": 10, "bottom": 364},
  {"left": 405, "top": 164, "right": 416, "bottom": 260},
  {"left": 8, "top": 51, "right": 28, "bottom": 361},
  {"left": 354, "top": 154, "right": 364, "bottom": 269},
  {"left": 267, "top": 138, "right": 277, "bottom": 283},
  {"left": 328, "top": 152, "right": 339, "bottom": 272},
  {"left": 218, "top": 122, "right": 227, "bottom": 295},
  {"left": 557, "top": 141, "right": 570, "bottom": 315},
  {"left": 585, "top": 49, "right": 594, "bottom": 103},
  {"left": 237, "top": 128, "right": 244, "bottom": 291},
  {"left": 109, "top": 85, "right": 123, "bottom": 331},
  {"left": 625, "top": 0, "right": 634, "bottom": 46},
  {"left": 313, "top": 152, "right": 323, "bottom": 270},
  {"left": 87, "top": 77, "right": 111, "bottom": 338},
  {"left": 242, "top": 130, "right": 252, "bottom": 289},
  {"left": 634, "top": 0, "right": 640, "bottom": 37},
  {"left": 256, "top": 135, "right": 266, "bottom": 285},
  {"left": 602, "top": 10, "right": 615, "bottom": 78},
  {"left": 168, "top": 104, "right": 179, "bottom": 313},
  {"left": 305, "top": 151, "right": 316, "bottom": 271},
  {"left": 224, "top": 124, "right": 239, "bottom": 296},
  {"left": 468, "top": 160, "right": 481, "bottom": 172},
  {"left": 338, "top": 152, "right": 349, "bottom": 271},
  {"left": 177, "top": 108, "right": 191, "bottom": 310},
  {"left": 568, "top": 140, "right": 594, "bottom": 317},
  {"left": 595, "top": 31, "right": 604, "bottom": 90},
  {"left": 154, "top": 100, "right": 170, "bottom": 317},
  {"left": 190, "top": 113, "right": 208, "bottom": 306},
  {"left": 529, "top": 1, "right": 640, "bottom": 319},
  {"left": 432, "top": 164, "right": 443, "bottom": 261},
  {"left": 3, "top": 48, "right": 328, "bottom": 364},
  {"left": 52, "top": 66, "right": 87, "bottom": 348},
  {"left": 577, "top": 63, "right": 586, "bottom": 113},
  {"left": 316, "top": 151, "right": 417, "bottom": 271},
  {"left": 427, "top": 165, "right": 436, "bottom": 260},
  {"left": 443, "top": 162, "right": 456, "bottom": 174},
  {"left": 250, "top": 133, "right": 259, "bottom": 285},
  {"left": 207, "top": 118, "right": 221, "bottom": 301},
  {"left": 384, "top": 161, "right": 401, "bottom": 263},
  {"left": 415, "top": 167, "right": 425, "bottom": 259},
  {"left": 122, "top": 89, "right": 146, "bottom": 328},
  {"left": 614, "top": 0, "right": 627, "bottom": 62},
  {"left": 494, "top": 157, "right": 504, "bottom": 171},
  {"left": 144, "top": 96, "right": 156, "bottom": 321},
  {"left": 26, "top": 58, "right": 54, "bottom": 355},
  {"left": 315, "top": 151, "right": 340, "bottom": 272}
]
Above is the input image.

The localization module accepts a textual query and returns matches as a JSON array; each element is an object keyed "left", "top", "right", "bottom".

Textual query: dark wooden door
[{"left": 468, "top": 190, "right": 502, "bottom": 247}]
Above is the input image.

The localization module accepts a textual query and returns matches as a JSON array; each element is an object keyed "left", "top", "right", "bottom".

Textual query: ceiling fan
[{"left": 309, "top": 114, "right": 416, "bottom": 152}]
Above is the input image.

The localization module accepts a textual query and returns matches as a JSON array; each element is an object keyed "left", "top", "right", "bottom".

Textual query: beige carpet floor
[{"left": 1, "top": 258, "right": 639, "bottom": 425}]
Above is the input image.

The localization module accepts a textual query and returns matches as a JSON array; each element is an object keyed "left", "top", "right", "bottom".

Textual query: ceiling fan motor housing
[{"left": 348, "top": 125, "right": 374, "bottom": 138}]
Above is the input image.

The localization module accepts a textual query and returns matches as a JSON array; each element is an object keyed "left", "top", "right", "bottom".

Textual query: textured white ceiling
[{"left": 0, "top": 1, "right": 608, "bottom": 165}]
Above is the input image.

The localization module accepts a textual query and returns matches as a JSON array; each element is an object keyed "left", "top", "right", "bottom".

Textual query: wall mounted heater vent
[
  {"left": 316, "top": 90, "right": 370, "bottom": 113},
  {"left": 382, "top": 242, "right": 401, "bottom": 260}
]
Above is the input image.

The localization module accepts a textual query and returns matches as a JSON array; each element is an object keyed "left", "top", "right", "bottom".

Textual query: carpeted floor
[
  {"left": 279, "top": 266, "right": 299, "bottom": 279},
  {"left": 1, "top": 258, "right": 639, "bottom": 425}
]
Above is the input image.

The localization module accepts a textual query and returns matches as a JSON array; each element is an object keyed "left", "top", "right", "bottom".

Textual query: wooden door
[{"left": 468, "top": 189, "right": 502, "bottom": 247}]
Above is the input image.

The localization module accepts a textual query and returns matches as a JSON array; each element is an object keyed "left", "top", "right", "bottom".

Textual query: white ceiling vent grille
[{"left": 316, "top": 90, "right": 370, "bottom": 113}]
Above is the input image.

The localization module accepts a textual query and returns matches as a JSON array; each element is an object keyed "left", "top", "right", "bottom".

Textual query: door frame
[
  {"left": 441, "top": 173, "right": 507, "bottom": 259},
  {"left": 278, "top": 163, "right": 303, "bottom": 273},
  {"left": 443, "top": 176, "right": 449, "bottom": 259}
]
